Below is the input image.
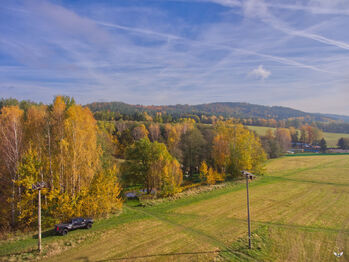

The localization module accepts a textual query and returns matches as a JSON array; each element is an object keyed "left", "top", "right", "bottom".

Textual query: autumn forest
[{"left": 0, "top": 96, "right": 273, "bottom": 231}]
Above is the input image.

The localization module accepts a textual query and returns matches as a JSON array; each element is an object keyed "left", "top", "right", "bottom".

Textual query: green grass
[
  {"left": 1, "top": 155, "right": 349, "bottom": 261},
  {"left": 247, "top": 125, "right": 349, "bottom": 147}
]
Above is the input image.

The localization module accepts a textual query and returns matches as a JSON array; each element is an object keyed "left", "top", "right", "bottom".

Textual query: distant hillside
[
  {"left": 86, "top": 101, "right": 348, "bottom": 122},
  {"left": 319, "top": 113, "right": 349, "bottom": 122}
]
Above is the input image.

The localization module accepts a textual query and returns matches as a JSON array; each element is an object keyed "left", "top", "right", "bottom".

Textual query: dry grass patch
[{"left": 47, "top": 219, "right": 219, "bottom": 262}]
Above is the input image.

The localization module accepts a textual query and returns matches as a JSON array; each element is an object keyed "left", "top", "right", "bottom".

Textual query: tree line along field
[
  {"left": 1, "top": 155, "right": 348, "bottom": 261},
  {"left": 247, "top": 125, "right": 349, "bottom": 148},
  {"left": 0, "top": 99, "right": 269, "bottom": 231}
]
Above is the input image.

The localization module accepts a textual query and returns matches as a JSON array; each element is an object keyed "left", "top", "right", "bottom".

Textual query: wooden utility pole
[
  {"left": 38, "top": 187, "right": 42, "bottom": 253},
  {"left": 242, "top": 171, "right": 255, "bottom": 249},
  {"left": 245, "top": 173, "right": 251, "bottom": 249},
  {"left": 32, "top": 182, "right": 46, "bottom": 253}
]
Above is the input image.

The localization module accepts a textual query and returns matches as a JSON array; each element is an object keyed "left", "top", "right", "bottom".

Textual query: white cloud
[
  {"left": 242, "top": 0, "right": 269, "bottom": 19},
  {"left": 249, "top": 65, "right": 271, "bottom": 80}
]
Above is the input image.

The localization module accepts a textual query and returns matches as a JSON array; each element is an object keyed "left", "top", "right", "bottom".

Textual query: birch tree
[{"left": 0, "top": 106, "right": 24, "bottom": 226}]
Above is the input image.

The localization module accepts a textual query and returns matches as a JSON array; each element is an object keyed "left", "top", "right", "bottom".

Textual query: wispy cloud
[
  {"left": 96, "top": 21, "right": 182, "bottom": 40},
  {"left": 94, "top": 19, "right": 330, "bottom": 74},
  {"left": 0, "top": 0, "right": 349, "bottom": 114},
  {"left": 268, "top": 3, "right": 349, "bottom": 16},
  {"left": 196, "top": 0, "right": 241, "bottom": 7},
  {"left": 240, "top": 0, "right": 349, "bottom": 51}
]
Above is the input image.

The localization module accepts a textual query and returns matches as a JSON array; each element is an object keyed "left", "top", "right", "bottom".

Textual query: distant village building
[{"left": 291, "top": 142, "right": 320, "bottom": 153}]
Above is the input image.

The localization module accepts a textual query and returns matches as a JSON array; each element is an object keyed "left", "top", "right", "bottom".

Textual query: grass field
[
  {"left": 247, "top": 125, "right": 349, "bottom": 148},
  {"left": 1, "top": 155, "right": 348, "bottom": 261}
]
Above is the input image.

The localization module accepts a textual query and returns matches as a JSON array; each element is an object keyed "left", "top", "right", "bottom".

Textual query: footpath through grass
[{"left": 1, "top": 155, "right": 349, "bottom": 261}]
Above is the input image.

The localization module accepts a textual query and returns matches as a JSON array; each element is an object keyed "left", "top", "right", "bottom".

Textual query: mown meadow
[
  {"left": 1, "top": 155, "right": 348, "bottom": 261},
  {"left": 247, "top": 125, "right": 349, "bottom": 148}
]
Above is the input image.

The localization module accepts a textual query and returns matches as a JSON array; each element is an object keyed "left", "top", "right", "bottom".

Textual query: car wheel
[
  {"left": 62, "top": 229, "right": 68, "bottom": 236},
  {"left": 86, "top": 223, "right": 92, "bottom": 229}
]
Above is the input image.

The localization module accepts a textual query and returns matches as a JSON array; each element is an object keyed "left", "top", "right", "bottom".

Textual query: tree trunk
[
  {"left": 47, "top": 125, "right": 53, "bottom": 188},
  {"left": 11, "top": 181, "right": 15, "bottom": 227}
]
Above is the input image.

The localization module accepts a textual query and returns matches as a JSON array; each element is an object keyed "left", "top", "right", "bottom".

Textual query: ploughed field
[{"left": 1, "top": 155, "right": 348, "bottom": 261}]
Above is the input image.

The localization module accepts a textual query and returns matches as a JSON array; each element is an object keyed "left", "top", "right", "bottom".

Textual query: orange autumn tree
[
  {"left": 275, "top": 128, "right": 291, "bottom": 152},
  {"left": 300, "top": 124, "right": 323, "bottom": 144}
]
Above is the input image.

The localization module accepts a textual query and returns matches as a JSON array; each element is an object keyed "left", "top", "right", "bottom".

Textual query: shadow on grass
[
  {"left": 32, "top": 228, "right": 56, "bottom": 239},
  {"left": 76, "top": 251, "right": 227, "bottom": 261},
  {"left": 76, "top": 257, "right": 90, "bottom": 262},
  {"left": 265, "top": 175, "right": 349, "bottom": 187},
  {"left": 0, "top": 248, "right": 39, "bottom": 258}
]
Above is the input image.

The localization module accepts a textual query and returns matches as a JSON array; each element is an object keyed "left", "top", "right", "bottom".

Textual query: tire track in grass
[
  {"left": 267, "top": 157, "right": 346, "bottom": 178},
  {"left": 157, "top": 157, "right": 344, "bottom": 216},
  {"left": 91, "top": 156, "right": 349, "bottom": 261},
  {"left": 165, "top": 212, "right": 349, "bottom": 234},
  {"left": 123, "top": 206, "right": 256, "bottom": 261},
  {"left": 142, "top": 159, "right": 326, "bottom": 216},
  {"left": 265, "top": 176, "right": 349, "bottom": 187}
]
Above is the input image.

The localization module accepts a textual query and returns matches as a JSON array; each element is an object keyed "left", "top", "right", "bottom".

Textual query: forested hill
[
  {"left": 321, "top": 113, "right": 349, "bottom": 122},
  {"left": 86, "top": 101, "right": 347, "bottom": 122}
]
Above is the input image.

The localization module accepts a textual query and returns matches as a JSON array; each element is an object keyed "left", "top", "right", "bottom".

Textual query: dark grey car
[{"left": 55, "top": 217, "right": 93, "bottom": 235}]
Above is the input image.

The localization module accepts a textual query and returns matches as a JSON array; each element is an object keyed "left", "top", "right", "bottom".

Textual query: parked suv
[{"left": 55, "top": 217, "right": 93, "bottom": 235}]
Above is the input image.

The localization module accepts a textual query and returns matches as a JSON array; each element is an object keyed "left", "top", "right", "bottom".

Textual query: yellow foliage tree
[
  {"left": 206, "top": 167, "right": 216, "bottom": 185},
  {"left": 83, "top": 166, "right": 122, "bottom": 217},
  {"left": 214, "top": 169, "right": 225, "bottom": 182},
  {"left": 0, "top": 98, "right": 124, "bottom": 229},
  {"left": 16, "top": 146, "right": 41, "bottom": 227},
  {"left": 25, "top": 105, "right": 48, "bottom": 181},
  {"left": 212, "top": 121, "right": 266, "bottom": 178},
  {"left": 122, "top": 138, "right": 182, "bottom": 196},
  {"left": 132, "top": 124, "right": 149, "bottom": 140},
  {"left": 199, "top": 161, "right": 208, "bottom": 182},
  {"left": 64, "top": 105, "right": 100, "bottom": 194}
]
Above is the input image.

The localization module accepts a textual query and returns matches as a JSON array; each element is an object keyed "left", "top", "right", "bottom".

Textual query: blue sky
[{"left": 1, "top": 0, "right": 349, "bottom": 114}]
